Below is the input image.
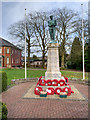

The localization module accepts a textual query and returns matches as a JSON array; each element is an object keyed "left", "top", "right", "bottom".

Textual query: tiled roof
[{"left": 0, "top": 37, "right": 21, "bottom": 50}]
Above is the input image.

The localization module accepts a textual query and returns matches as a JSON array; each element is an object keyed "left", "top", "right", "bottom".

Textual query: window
[
  {"left": 18, "top": 59, "right": 19, "bottom": 63},
  {"left": 18, "top": 51, "right": 20, "bottom": 55},
  {"left": 7, "top": 57, "right": 9, "bottom": 64},
  {"left": 15, "top": 59, "right": 18, "bottom": 63},
  {"left": 17, "top": 59, "right": 19, "bottom": 63},
  {"left": 0, "top": 48, "right": 2, "bottom": 53},
  {"left": 12, "top": 50, "right": 13, "bottom": 54},
  {"left": 0, "top": 57, "right": 2, "bottom": 67},
  {"left": 15, "top": 50, "right": 17, "bottom": 54},
  {"left": 7, "top": 48, "right": 9, "bottom": 53},
  {"left": 15, "top": 59, "right": 16, "bottom": 63},
  {"left": 12, "top": 58, "right": 13, "bottom": 64}
]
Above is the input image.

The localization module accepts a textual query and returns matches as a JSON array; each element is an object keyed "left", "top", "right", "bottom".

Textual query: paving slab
[
  {"left": 1, "top": 81, "right": 88, "bottom": 119},
  {"left": 23, "top": 84, "right": 86, "bottom": 101}
]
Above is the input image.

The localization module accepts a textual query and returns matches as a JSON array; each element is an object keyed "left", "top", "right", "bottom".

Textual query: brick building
[{"left": 0, "top": 37, "right": 22, "bottom": 68}]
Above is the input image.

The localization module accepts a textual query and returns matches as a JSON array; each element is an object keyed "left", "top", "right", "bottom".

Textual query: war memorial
[{"left": 34, "top": 16, "right": 74, "bottom": 98}]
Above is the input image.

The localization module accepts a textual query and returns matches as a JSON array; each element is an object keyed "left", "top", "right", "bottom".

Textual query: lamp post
[
  {"left": 25, "top": 8, "right": 27, "bottom": 79},
  {"left": 81, "top": 3, "right": 85, "bottom": 80}
]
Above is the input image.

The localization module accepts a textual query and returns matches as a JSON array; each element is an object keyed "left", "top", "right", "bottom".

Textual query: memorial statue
[{"left": 48, "top": 15, "right": 57, "bottom": 43}]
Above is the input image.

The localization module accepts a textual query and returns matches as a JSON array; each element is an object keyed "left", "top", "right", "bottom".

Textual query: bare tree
[
  {"left": 8, "top": 17, "right": 34, "bottom": 67},
  {"left": 8, "top": 7, "right": 88, "bottom": 69},
  {"left": 53, "top": 8, "right": 82, "bottom": 68},
  {"left": 29, "top": 11, "right": 49, "bottom": 68},
  {"left": 75, "top": 18, "right": 88, "bottom": 44}
]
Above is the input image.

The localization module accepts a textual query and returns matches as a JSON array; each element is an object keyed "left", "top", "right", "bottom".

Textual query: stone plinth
[{"left": 45, "top": 43, "right": 61, "bottom": 80}]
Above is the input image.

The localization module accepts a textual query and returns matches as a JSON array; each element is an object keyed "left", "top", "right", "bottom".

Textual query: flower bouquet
[
  {"left": 59, "top": 92, "right": 67, "bottom": 98},
  {"left": 40, "top": 91, "right": 47, "bottom": 97}
]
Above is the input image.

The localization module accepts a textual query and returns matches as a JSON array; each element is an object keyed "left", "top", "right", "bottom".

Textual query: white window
[
  {"left": 15, "top": 50, "right": 17, "bottom": 54},
  {"left": 0, "top": 48, "right": 2, "bottom": 53},
  {"left": 15, "top": 59, "right": 18, "bottom": 63},
  {"left": 7, "top": 48, "right": 9, "bottom": 53},
  {"left": 18, "top": 51, "right": 20, "bottom": 55},
  {"left": 17, "top": 59, "right": 19, "bottom": 63},
  {"left": 18, "top": 59, "right": 19, "bottom": 63},
  {"left": 12, "top": 58, "right": 13, "bottom": 64},
  {"left": 7, "top": 57, "right": 9, "bottom": 64},
  {"left": 12, "top": 50, "right": 13, "bottom": 54}
]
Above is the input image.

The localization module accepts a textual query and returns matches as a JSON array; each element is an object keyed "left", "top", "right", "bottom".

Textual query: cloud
[{"left": 1, "top": 1, "right": 88, "bottom": 43}]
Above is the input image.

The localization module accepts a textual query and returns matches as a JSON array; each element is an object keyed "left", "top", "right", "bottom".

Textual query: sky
[{"left": 0, "top": 0, "right": 89, "bottom": 56}]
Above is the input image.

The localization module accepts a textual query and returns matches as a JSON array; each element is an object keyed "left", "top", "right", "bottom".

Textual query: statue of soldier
[{"left": 48, "top": 15, "right": 57, "bottom": 43}]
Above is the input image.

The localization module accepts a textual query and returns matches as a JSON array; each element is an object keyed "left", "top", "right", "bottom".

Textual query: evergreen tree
[
  {"left": 32, "top": 55, "right": 38, "bottom": 60},
  {"left": 59, "top": 44, "right": 68, "bottom": 68},
  {"left": 85, "top": 42, "right": 90, "bottom": 72},
  {"left": 69, "top": 37, "right": 82, "bottom": 70}
]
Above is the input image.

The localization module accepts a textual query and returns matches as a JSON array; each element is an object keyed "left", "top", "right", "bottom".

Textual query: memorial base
[
  {"left": 45, "top": 72, "right": 61, "bottom": 80},
  {"left": 45, "top": 43, "right": 61, "bottom": 80}
]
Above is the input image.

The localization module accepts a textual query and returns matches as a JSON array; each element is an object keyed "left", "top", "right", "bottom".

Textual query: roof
[
  {"left": 22, "top": 59, "right": 47, "bottom": 62},
  {"left": 0, "top": 37, "right": 21, "bottom": 50}
]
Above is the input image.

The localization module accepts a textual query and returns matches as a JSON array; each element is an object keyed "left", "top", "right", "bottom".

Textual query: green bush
[
  {"left": 0, "top": 102, "right": 8, "bottom": 120},
  {"left": 60, "top": 67, "right": 67, "bottom": 70},
  {"left": 0, "top": 71, "right": 7, "bottom": 92}
]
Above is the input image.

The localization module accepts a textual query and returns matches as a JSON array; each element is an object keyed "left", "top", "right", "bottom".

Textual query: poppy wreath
[
  {"left": 37, "top": 76, "right": 42, "bottom": 85},
  {"left": 46, "top": 80, "right": 52, "bottom": 86},
  {"left": 46, "top": 87, "right": 54, "bottom": 95},
  {"left": 39, "top": 79, "right": 46, "bottom": 86},
  {"left": 64, "top": 77, "right": 68, "bottom": 83},
  {"left": 71, "top": 90, "right": 74, "bottom": 93},
  {"left": 37, "top": 81, "right": 40, "bottom": 86},
  {"left": 55, "top": 87, "right": 62, "bottom": 95},
  {"left": 58, "top": 80, "right": 65, "bottom": 86},
  {"left": 63, "top": 87, "right": 71, "bottom": 96},
  {"left": 67, "top": 85, "right": 71, "bottom": 96},
  {"left": 64, "top": 77, "right": 69, "bottom": 85},
  {"left": 52, "top": 79, "right": 58, "bottom": 86},
  {"left": 34, "top": 87, "right": 43, "bottom": 95},
  {"left": 39, "top": 76, "right": 42, "bottom": 80}
]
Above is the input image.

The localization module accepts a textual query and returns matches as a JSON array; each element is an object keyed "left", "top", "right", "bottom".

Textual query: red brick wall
[
  {"left": 1, "top": 46, "right": 21, "bottom": 67},
  {"left": 2, "top": 47, "right": 11, "bottom": 67},
  {"left": 11, "top": 48, "right": 21, "bottom": 67}
]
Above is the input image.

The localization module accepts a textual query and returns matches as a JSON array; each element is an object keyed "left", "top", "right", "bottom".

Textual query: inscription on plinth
[{"left": 45, "top": 72, "right": 61, "bottom": 80}]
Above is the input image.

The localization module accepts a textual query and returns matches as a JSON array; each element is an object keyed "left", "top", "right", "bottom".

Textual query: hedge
[
  {"left": 0, "top": 102, "right": 8, "bottom": 120},
  {"left": 0, "top": 71, "right": 7, "bottom": 92}
]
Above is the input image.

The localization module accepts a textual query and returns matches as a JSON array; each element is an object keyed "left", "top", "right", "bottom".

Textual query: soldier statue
[{"left": 48, "top": 15, "right": 57, "bottom": 43}]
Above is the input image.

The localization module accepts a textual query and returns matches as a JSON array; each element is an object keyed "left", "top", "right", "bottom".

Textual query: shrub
[
  {"left": 0, "top": 102, "right": 8, "bottom": 120},
  {"left": 0, "top": 71, "right": 7, "bottom": 92},
  {"left": 60, "top": 67, "right": 67, "bottom": 70}
]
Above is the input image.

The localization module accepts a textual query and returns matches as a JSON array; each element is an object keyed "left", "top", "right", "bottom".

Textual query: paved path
[{"left": 1, "top": 82, "right": 88, "bottom": 119}]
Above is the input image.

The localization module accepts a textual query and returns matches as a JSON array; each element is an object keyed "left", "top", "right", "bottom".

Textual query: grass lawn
[{"left": 1, "top": 68, "right": 88, "bottom": 86}]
